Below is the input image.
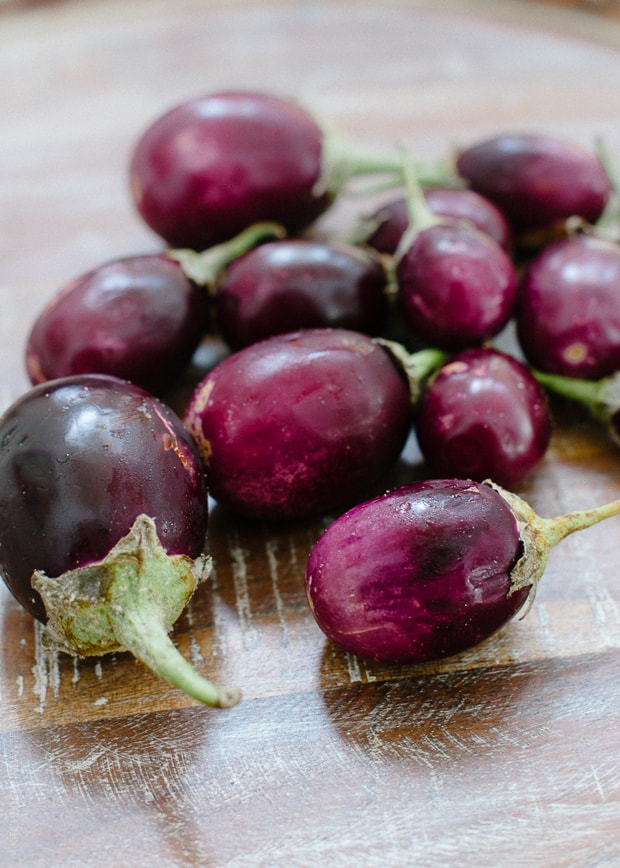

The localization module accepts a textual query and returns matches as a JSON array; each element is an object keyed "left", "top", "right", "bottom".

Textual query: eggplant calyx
[
  {"left": 487, "top": 479, "right": 620, "bottom": 619},
  {"left": 32, "top": 514, "right": 240, "bottom": 709},
  {"left": 485, "top": 481, "right": 549, "bottom": 612}
]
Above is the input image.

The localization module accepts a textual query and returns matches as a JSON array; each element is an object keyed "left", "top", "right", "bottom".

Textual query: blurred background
[{"left": 1, "top": 0, "right": 619, "bottom": 15}]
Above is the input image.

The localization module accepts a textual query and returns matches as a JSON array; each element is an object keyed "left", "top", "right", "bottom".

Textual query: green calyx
[
  {"left": 32, "top": 514, "right": 240, "bottom": 709},
  {"left": 487, "top": 480, "right": 620, "bottom": 616}
]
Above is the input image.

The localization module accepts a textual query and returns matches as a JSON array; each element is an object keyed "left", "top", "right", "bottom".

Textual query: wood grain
[{"left": 3, "top": 1, "right": 620, "bottom": 865}]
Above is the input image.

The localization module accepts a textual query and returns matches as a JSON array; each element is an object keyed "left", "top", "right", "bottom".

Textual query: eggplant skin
[
  {"left": 0, "top": 374, "right": 208, "bottom": 622},
  {"left": 305, "top": 478, "right": 528, "bottom": 664},
  {"left": 456, "top": 133, "right": 612, "bottom": 232},
  {"left": 129, "top": 91, "right": 329, "bottom": 250},
  {"left": 184, "top": 328, "right": 412, "bottom": 521},
  {"left": 517, "top": 234, "right": 620, "bottom": 381}
]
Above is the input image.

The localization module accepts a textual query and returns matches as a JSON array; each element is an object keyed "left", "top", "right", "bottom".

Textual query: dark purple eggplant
[
  {"left": 362, "top": 187, "right": 512, "bottom": 254},
  {"left": 129, "top": 90, "right": 406, "bottom": 250},
  {"left": 215, "top": 238, "right": 389, "bottom": 349},
  {"left": 456, "top": 133, "right": 612, "bottom": 234},
  {"left": 0, "top": 374, "right": 239, "bottom": 708},
  {"left": 517, "top": 233, "right": 620, "bottom": 380}
]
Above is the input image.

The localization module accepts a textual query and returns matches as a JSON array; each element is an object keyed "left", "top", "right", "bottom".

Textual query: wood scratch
[
  {"left": 32, "top": 620, "right": 61, "bottom": 713},
  {"left": 182, "top": 601, "right": 206, "bottom": 669},
  {"left": 345, "top": 652, "right": 363, "bottom": 683},
  {"left": 228, "top": 530, "right": 258, "bottom": 648},
  {"left": 265, "top": 538, "right": 290, "bottom": 644},
  {"left": 363, "top": 662, "right": 377, "bottom": 682},
  {"left": 207, "top": 561, "right": 227, "bottom": 659},
  {"left": 567, "top": 531, "right": 620, "bottom": 648},
  {"left": 531, "top": 600, "right": 556, "bottom": 654},
  {"left": 63, "top": 747, "right": 107, "bottom": 773},
  {"left": 590, "top": 765, "right": 606, "bottom": 802}
]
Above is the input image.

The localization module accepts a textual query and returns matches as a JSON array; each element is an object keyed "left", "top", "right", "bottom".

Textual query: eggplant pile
[{"left": 5, "top": 89, "right": 620, "bottom": 704}]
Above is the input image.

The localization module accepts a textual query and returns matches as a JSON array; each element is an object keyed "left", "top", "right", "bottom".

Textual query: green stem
[
  {"left": 401, "top": 147, "right": 438, "bottom": 230},
  {"left": 167, "top": 221, "right": 286, "bottom": 290},
  {"left": 32, "top": 515, "right": 240, "bottom": 709},
  {"left": 108, "top": 592, "right": 239, "bottom": 708},
  {"left": 533, "top": 368, "right": 611, "bottom": 424},
  {"left": 488, "top": 481, "right": 620, "bottom": 609},
  {"left": 407, "top": 346, "right": 449, "bottom": 383},
  {"left": 581, "top": 138, "right": 620, "bottom": 240},
  {"left": 392, "top": 145, "right": 443, "bottom": 264},
  {"left": 375, "top": 338, "right": 448, "bottom": 403},
  {"left": 319, "top": 127, "right": 450, "bottom": 201},
  {"left": 539, "top": 497, "right": 620, "bottom": 550},
  {"left": 595, "top": 136, "right": 618, "bottom": 193}
]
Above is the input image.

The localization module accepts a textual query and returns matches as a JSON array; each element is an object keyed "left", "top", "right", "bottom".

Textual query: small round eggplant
[
  {"left": 129, "top": 90, "right": 405, "bottom": 250},
  {"left": 396, "top": 222, "right": 518, "bottom": 349},
  {"left": 305, "top": 478, "right": 620, "bottom": 664},
  {"left": 456, "top": 133, "right": 612, "bottom": 234},
  {"left": 362, "top": 188, "right": 512, "bottom": 254},
  {"left": 215, "top": 238, "right": 389, "bottom": 350},
  {"left": 387, "top": 154, "right": 518, "bottom": 350},
  {"left": 183, "top": 328, "right": 421, "bottom": 521},
  {"left": 25, "top": 254, "right": 210, "bottom": 394},
  {"left": 415, "top": 347, "right": 552, "bottom": 488},
  {"left": 517, "top": 233, "right": 620, "bottom": 380},
  {"left": 0, "top": 374, "right": 238, "bottom": 708}
]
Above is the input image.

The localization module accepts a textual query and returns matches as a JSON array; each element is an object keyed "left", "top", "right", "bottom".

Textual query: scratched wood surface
[{"left": 3, "top": 0, "right": 620, "bottom": 865}]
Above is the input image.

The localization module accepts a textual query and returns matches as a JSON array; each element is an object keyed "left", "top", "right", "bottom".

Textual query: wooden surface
[{"left": 3, "top": 1, "right": 620, "bottom": 865}]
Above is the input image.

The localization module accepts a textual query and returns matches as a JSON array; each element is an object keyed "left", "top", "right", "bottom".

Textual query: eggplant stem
[
  {"left": 392, "top": 144, "right": 444, "bottom": 264},
  {"left": 375, "top": 338, "right": 448, "bottom": 404},
  {"left": 539, "top": 498, "right": 620, "bottom": 550},
  {"left": 488, "top": 481, "right": 620, "bottom": 607},
  {"left": 319, "top": 126, "right": 450, "bottom": 201},
  {"left": 533, "top": 369, "right": 609, "bottom": 423},
  {"left": 108, "top": 597, "right": 240, "bottom": 708},
  {"left": 167, "top": 221, "right": 286, "bottom": 291}
]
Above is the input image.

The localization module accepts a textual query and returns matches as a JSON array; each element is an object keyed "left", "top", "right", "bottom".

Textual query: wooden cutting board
[{"left": 3, "top": 1, "right": 620, "bottom": 864}]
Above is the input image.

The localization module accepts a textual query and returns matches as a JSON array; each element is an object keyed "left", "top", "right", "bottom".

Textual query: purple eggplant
[
  {"left": 456, "top": 133, "right": 612, "bottom": 235},
  {"left": 387, "top": 154, "right": 518, "bottom": 350},
  {"left": 25, "top": 254, "right": 210, "bottom": 394},
  {"left": 305, "top": 478, "right": 620, "bottom": 664},
  {"left": 0, "top": 374, "right": 239, "bottom": 708},
  {"left": 415, "top": 347, "right": 552, "bottom": 488},
  {"left": 215, "top": 238, "right": 389, "bottom": 350},
  {"left": 517, "top": 233, "right": 620, "bottom": 380},
  {"left": 396, "top": 222, "right": 518, "bottom": 349},
  {"left": 361, "top": 187, "right": 512, "bottom": 254},
  {"left": 129, "top": 90, "right": 406, "bottom": 250},
  {"left": 183, "top": 329, "right": 444, "bottom": 521}
]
